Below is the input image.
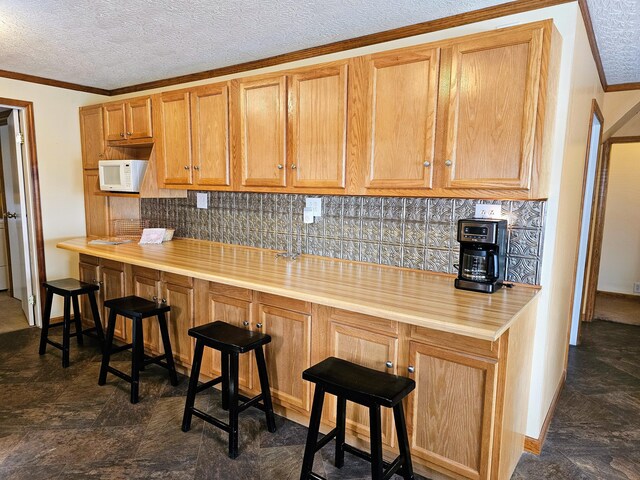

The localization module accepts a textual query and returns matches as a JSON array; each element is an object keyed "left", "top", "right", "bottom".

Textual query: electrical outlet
[
  {"left": 196, "top": 193, "right": 208, "bottom": 209},
  {"left": 306, "top": 197, "right": 322, "bottom": 217},
  {"left": 634, "top": 282, "right": 640, "bottom": 294},
  {"left": 474, "top": 203, "right": 501, "bottom": 219}
]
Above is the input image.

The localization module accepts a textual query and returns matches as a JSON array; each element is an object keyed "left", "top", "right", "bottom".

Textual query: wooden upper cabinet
[
  {"left": 363, "top": 48, "right": 440, "bottom": 190},
  {"left": 103, "top": 97, "right": 153, "bottom": 143},
  {"left": 191, "top": 84, "right": 231, "bottom": 187},
  {"left": 79, "top": 105, "right": 105, "bottom": 169},
  {"left": 156, "top": 91, "right": 193, "bottom": 185},
  {"left": 443, "top": 27, "right": 544, "bottom": 190},
  {"left": 82, "top": 170, "right": 109, "bottom": 237},
  {"left": 288, "top": 63, "right": 348, "bottom": 189},
  {"left": 237, "top": 76, "right": 287, "bottom": 187}
]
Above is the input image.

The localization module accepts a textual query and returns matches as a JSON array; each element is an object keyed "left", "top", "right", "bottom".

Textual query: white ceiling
[{"left": 0, "top": 0, "right": 637, "bottom": 91}]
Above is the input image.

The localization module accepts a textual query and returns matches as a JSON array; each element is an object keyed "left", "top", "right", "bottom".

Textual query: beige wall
[
  {"left": 598, "top": 143, "right": 640, "bottom": 295},
  {"left": 603, "top": 90, "right": 640, "bottom": 138},
  {"left": 0, "top": 78, "right": 106, "bottom": 316}
]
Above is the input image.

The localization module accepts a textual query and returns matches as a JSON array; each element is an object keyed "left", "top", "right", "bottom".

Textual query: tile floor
[{"left": 0, "top": 320, "right": 637, "bottom": 479}]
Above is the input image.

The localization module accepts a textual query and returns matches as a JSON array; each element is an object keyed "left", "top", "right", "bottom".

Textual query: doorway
[{"left": 0, "top": 98, "right": 46, "bottom": 330}]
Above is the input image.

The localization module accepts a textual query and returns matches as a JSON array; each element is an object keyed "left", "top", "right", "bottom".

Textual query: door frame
[
  {"left": 580, "top": 134, "right": 640, "bottom": 330},
  {"left": 0, "top": 109, "right": 15, "bottom": 296},
  {"left": 0, "top": 97, "right": 47, "bottom": 324}
]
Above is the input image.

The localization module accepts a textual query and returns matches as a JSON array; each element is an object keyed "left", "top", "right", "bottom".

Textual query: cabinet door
[
  {"left": 79, "top": 106, "right": 105, "bottom": 169},
  {"left": 326, "top": 321, "right": 398, "bottom": 447},
  {"left": 78, "top": 261, "right": 101, "bottom": 329},
  {"left": 191, "top": 84, "right": 231, "bottom": 187},
  {"left": 162, "top": 274, "right": 194, "bottom": 367},
  {"left": 238, "top": 76, "right": 287, "bottom": 187},
  {"left": 131, "top": 267, "right": 161, "bottom": 354},
  {"left": 256, "top": 304, "right": 312, "bottom": 413},
  {"left": 157, "top": 92, "right": 193, "bottom": 185},
  {"left": 199, "top": 292, "right": 253, "bottom": 390},
  {"left": 103, "top": 102, "right": 126, "bottom": 142},
  {"left": 126, "top": 97, "right": 153, "bottom": 140},
  {"left": 443, "top": 28, "right": 544, "bottom": 190},
  {"left": 82, "top": 170, "right": 109, "bottom": 237},
  {"left": 407, "top": 342, "right": 497, "bottom": 480},
  {"left": 101, "top": 262, "right": 127, "bottom": 341},
  {"left": 288, "top": 64, "right": 347, "bottom": 189},
  {"left": 363, "top": 48, "right": 439, "bottom": 189}
]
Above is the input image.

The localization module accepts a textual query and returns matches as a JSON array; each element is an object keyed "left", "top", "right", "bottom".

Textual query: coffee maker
[{"left": 454, "top": 218, "right": 507, "bottom": 293}]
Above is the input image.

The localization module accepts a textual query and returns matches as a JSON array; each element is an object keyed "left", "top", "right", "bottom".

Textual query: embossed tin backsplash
[{"left": 141, "top": 192, "right": 546, "bottom": 285}]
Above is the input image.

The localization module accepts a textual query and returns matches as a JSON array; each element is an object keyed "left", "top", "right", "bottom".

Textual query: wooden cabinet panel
[
  {"left": 103, "top": 102, "right": 126, "bottom": 142},
  {"left": 82, "top": 170, "right": 109, "bottom": 237},
  {"left": 79, "top": 106, "right": 105, "bottom": 169},
  {"left": 131, "top": 267, "right": 161, "bottom": 354},
  {"left": 288, "top": 63, "right": 347, "bottom": 189},
  {"left": 238, "top": 76, "right": 287, "bottom": 187},
  {"left": 78, "top": 261, "right": 100, "bottom": 329},
  {"left": 407, "top": 341, "right": 497, "bottom": 480},
  {"left": 191, "top": 84, "right": 231, "bottom": 187},
  {"left": 100, "top": 262, "right": 127, "bottom": 341},
  {"left": 363, "top": 48, "right": 439, "bottom": 190},
  {"left": 257, "top": 304, "right": 311, "bottom": 413},
  {"left": 157, "top": 92, "right": 193, "bottom": 185},
  {"left": 126, "top": 97, "right": 153, "bottom": 140},
  {"left": 443, "top": 28, "right": 544, "bottom": 190},
  {"left": 162, "top": 277, "right": 194, "bottom": 367}
]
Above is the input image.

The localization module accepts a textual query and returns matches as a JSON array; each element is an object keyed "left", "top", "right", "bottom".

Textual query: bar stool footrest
[
  {"left": 110, "top": 343, "right": 134, "bottom": 354},
  {"left": 45, "top": 339, "right": 64, "bottom": 350},
  {"left": 191, "top": 408, "right": 231, "bottom": 433},
  {"left": 313, "top": 427, "right": 338, "bottom": 453},
  {"left": 237, "top": 393, "right": 265, "bottom": 413},
  {"left": 341, "top": 444, "right": 404, "bottom": 480},
  {"left": 196, "top": 377, "right": 223, "bottom": 393},
  {"left": 106, "top": 366, "right": 132, "bottom": 383}
]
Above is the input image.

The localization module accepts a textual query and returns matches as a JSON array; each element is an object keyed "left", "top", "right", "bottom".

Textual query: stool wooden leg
[
  {"left": 62, "top": 295, "right": 72, "bottom": 368},
  {"left": 136, "top": 325, "right": 145, "bottom": 372},
  {"left": 300, "top": 385, "right": 325, "bottom": 480},
  {"left": 182, "top": 340, "right": 204, "bottom": 432},
  {"left": 38, "top": 289, "right": 54, "bottom": 355},
  {"left": 255, "top": 346, "right": 276, "bottom": 433},
  {"left": 335, "top": 396, "right": 347, "bottom": 468},
  {"left": 369, "top": 404, "right": 384, "bottom": 480},
  {"left": 98, "top": 309, "right": 117, "bottom": 386},
  {"left": 72, "top": 294, "right": 84, "bottom": 346},
  {"left": 131, "top": 318, "right": 142, "bottom": 404},
  {"left": 157, "top": 312, "right": 178, "bottom": 386},
  {"left": 393, "top": 402, "right": 414, "bottom": 480},
  {"left": 88, "top": 290, "right": 104, "bottom": 344},
  {"left": 228, "top": 352, "right": 240, "bottom": 459},
  {"left": 221, "top": 352, "right": 229, "bottom": 411}
]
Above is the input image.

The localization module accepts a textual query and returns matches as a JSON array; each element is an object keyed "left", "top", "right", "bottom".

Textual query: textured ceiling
[{"left": 0, "top": 0, "right": 637, "bottom": 90}]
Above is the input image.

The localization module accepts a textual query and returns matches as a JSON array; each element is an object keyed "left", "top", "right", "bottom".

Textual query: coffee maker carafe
[{"left": 455, "top": 219, "right": 507, "bottom": 293}]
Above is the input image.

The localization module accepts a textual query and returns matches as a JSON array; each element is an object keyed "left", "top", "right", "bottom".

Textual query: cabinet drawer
[
  {"left": 410, "top": 325, "right": 500, "bottom": 359},
  {"left": 208, "top": 282, "right": 252, "bottom": 301},
  {"left": 132, "top": 265, "right": 160, "bottom": 280},
  {"left": 328, "top": 308, "right": 398, "bottom": 336},
  {"left": 257, "top": 292, "right": 311, "bottom": 314},
  {"left": 163, "top": 271, "right": 193, "bottom": 287},
  {"left": 79, "top": 254, "right": 99, "bottom": 266}
]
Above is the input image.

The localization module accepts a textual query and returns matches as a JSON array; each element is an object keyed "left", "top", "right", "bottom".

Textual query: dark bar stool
[
  {"left": 182, "top": 321, "right": 277, "bottom": 459},
  {"left": 300, "top": 357, "right": 416, "bottom": 480},
  {"left": 38, "top": 278, "right": 104, "bottom": 368},
  {"left": 98, "top": 295, "right": 178, "bottom": 403}
]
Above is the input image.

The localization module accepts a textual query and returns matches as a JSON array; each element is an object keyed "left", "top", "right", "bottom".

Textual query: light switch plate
[
  {"left": 196, "top": 193, "right": 208, "bottom": 209},
  {"left": 303, "top": 208, "right": 314, "bottom": 224},
  {"left": 306, "top": 197, "right": 322, "bottom": 217},
  {"left": 475, "top": 203, "right": 501, "bottom": 219}
]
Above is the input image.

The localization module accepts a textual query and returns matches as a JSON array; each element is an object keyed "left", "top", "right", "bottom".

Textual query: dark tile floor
[{"left": 0, "top": 320, "right": 637, "bottom": 479}]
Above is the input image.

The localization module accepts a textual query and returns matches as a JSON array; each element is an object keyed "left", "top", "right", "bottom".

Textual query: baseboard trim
[
  {"left": 596, "top": 290, "right": 640, "bottom": 301},
  {"left": 524, "top": 370, "right": 566, "bottom": 455}
]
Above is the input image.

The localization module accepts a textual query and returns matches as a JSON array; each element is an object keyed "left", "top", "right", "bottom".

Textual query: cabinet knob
[
  {"left": 119, "top": 133, "right": 125, "bottom": 138},
  {"left": 153, "top": 296, "right": 158, "bottom": 302},
  {"left": 256, "top": 323, "right": 263, "bottom": 329},
  {"left": 408, "top": 366, "right": 415, "bottom": 374},
  {"left": 291, "top": 164, "right": 297, "bottom": 170},
  {"left": 98, "top": 153, "right": 104, "bottom": 158},
  {"left": 444, "top": 160, "right": 452, "bottom": 167},
  {"left": 193, "top": 166, "right": 200, "bottom": 170},
  {"left": 243, "top": 321, "right": 249, "bottom": 327},
  {"left": 277, "top": 164, "right": 283, "bottom": 170},
  {"left": 99, "top": 281, "right": 104, "bottom": 286},
  {"left": 184, "top": 165, "right": 190, "bottom": 170},
  {"left": 161, "top": 298, "right": 167, "bottom": 304},
  {"left": 423, "top": 161, "right": 431, "bottom": 167},
  {"left": 126, "top": 132, "right": 132, "bottom": 136},
  {"left": 385, "top": 361, "right": 393, "bottom": 369}
]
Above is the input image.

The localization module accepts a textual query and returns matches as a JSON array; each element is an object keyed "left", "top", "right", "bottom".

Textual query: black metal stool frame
[
  {"left": 98, "top": 297, "right": 178, "bottom": 404},
  {"left": 38, "top": 279, "right": 104, "bottom": 368},
  {"left": 181, "top": 323, "right": 277, "bottom": 459}
]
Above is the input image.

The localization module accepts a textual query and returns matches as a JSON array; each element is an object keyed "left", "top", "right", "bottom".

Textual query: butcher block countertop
[{"left": 58, "top": 237, "right": 539, "bottom": 341}]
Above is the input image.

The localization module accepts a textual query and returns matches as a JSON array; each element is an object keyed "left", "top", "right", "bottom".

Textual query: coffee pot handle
[{"left": 488, "top": 251, "right": 498, "bottom": 279}]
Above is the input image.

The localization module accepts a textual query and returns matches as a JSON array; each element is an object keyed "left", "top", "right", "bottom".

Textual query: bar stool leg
[
  {"left": 228, "top": 352, "right": 240, "bottom": 459},
  {"left": 182, "top": 340, "right": 205, "bottom": 432},
  {"left": 300, "top": 385, "right": 326, "bottom": 480},
  {"left": 131, "top": 317, "right": 142, "bottom": 404},
  {"left": 38, "top": 288, "right": 54, "bottom": 355},
  {"left": 393, "top": 402, "right": 415, "bottom": 480},
  {"left": 72, "top": 294, "right": 84, "bottom": 346},
  {"left": 335, "top": 396, "right": 347, "bottom": 468},
  {"left": 62, "top": 295, "right": 72, "bottom": 368},
  {"left": 221, "top": 352, "right": 230, "bottom": 411},
  {"left": 255, "top": 346, "right": 276, "bottom": 433},
  {"left": 98, "top": 309, "right": 117, "bottom": 386},
  {"left": 136, "top": 326, "right": 145, "bottom": 372},
  {"left": 369, "top": 404, "right": 384, "bottom": 480},
  {"left": 87, "top": 290, "right": 104, "bottom": 343},
  {"left": 157, "top": 312, "right": 178, "bottom": 386}
]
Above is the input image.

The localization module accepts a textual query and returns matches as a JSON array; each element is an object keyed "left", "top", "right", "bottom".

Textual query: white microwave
[{"left": 98, "top": 160, "right": 147, "bottom": 193}]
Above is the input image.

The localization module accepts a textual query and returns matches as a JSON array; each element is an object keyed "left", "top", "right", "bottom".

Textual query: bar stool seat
[
  {"left": 182, "top": 321, "right": 277, "bottom": 459},
  {"left": 38, "top": 278, "right": 104, "bottom": 368},
  {"left": 98, "top": 295, "right": 178, "bottom": 404},
  {"left": 300, "top": 357, "right": 416, "bottom": 480}
]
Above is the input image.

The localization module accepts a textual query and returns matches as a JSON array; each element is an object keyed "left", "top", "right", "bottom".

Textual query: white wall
[
  {"left": 598, "top": 143, "right": 640, "bottom": 295},
  {"left": 0, "top": 78, "right": 107, "bottom": 316}
]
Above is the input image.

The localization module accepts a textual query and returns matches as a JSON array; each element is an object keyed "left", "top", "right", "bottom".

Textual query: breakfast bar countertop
[{"left": 57, "top": 237, "right": 540, "bottom": 342}]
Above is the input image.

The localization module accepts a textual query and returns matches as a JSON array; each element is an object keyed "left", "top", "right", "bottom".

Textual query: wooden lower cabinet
[
  {"left": 162, "top": 273, "right": 195, "bottom": 367},
  {"left": 131, "top": 266, "right": 162, "bottom": 353}
]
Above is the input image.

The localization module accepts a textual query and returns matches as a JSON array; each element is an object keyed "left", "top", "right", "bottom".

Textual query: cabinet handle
[
  {"left": 277, "top": 164, "right": 283, "bottom": 170},
  {"left": 408, "top": 366, "right": 415, "bottom": 374},
  {"left": 126, "top": 131, "right": 132, "bottom": 136},
  {"left": 243, "top": 321, "right": 249, "bottom": 327},
  {"left": 291, "top": 164, "right": 297, "bottom": 170},
  {"left": 385, "top": 361, "right": 393, "bottom": 368},
  {"left": 444, "top": 160, "right": 452, "bottom": 167},
  {"left": 153, "top": 296, "right": 158, "bottom": 302},
  {"left": 99, "top": 281, "right": 104, "bottom": 286},
  {"left": 256, "top": 323, "right": 263, "bottom": 329},
  {"left": 161, "top": 298, "right": 167, "bottom": 304},
  {"left": 193, "top": 166, "right": 200, "bottom": 170},
  {"left": 119, "top": 132, "right": 125, "bottom": 138},
  {"left": 184, "top": 165, "right": 190, "bottom": 170},
  {"left": 423, "top": 161, "right": 431, "bottom": 167}
]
